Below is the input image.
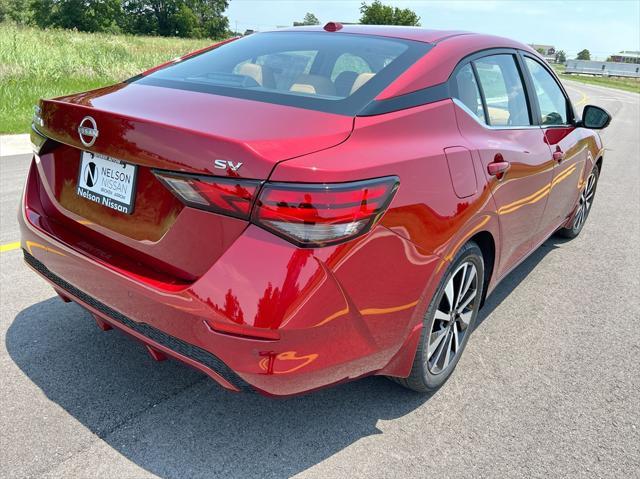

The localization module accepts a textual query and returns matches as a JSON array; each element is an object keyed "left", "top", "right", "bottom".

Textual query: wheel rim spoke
[
  {"left": 459, "top": 310, "right": 473, "bottom": 327},
  {"left": 458, "top": 264, "right": 476, "bottom": 306},
  {"left": 434, "top": 309, "right": 451, "bottom": 322},
  {"left": 452, "top": 322, "right": 460, "bottom": 351},
  {"left": 443, "top": 330, "right": 453, "bottom": 369},
  {"left": 427, "top": 260, "right": 479, "bottom": 374},
  {"left": 458, "top": 264, "right": 470, "bottom": 307},
  {"left": 586, "top": 174, "right": 596, "bottom": 194},
  {"left": 444, "top": 278, "right": 455, "bottom": 311},
  {"left": 457, "top": 289, "right": 477, "bottom": 313},
  {"left": 574, "top": 204, "right": 585, "bottom": 229},
  {"left": 428, "top": 327, "right": 448, "bottom": 358},
  {"left": 430, "top": 329, "right": 449, "bottom": 367}
]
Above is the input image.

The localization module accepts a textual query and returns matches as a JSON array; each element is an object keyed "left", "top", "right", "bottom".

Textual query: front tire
[
  {"left": 557, "top": 164, "right": 599, "bottom": 239},
  {"left": 393, "top": 241, "right": 485, "bottom": 393}
]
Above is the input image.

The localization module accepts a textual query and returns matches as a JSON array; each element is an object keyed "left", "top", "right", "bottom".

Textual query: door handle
[
  {"left": 553, "top": 147, "right": 565, "bottom": 162},
  {"left": 488, "top": 154, "right": 510, "bottom": 178}
]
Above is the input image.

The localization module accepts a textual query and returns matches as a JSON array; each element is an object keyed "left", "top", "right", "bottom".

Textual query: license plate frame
[{"left": 76, "top": 151, "right": 138, "bottom": 214}]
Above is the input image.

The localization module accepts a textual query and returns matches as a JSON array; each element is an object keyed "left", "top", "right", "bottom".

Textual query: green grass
[
  {"left": 551, "top": 63, "right": 640, "bottom": 94},
  {"left": 0, "top": 23, "right": 214, "bottom": 134}
]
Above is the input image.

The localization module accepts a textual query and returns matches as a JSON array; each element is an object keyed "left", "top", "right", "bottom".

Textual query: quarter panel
[{"left": 270, "top": 98, "right": 501, "bottom": 306}]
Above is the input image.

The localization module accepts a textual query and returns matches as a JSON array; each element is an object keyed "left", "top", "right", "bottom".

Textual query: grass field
[
  {"left": 0, "top": 23, "right": 213, "bottom": 134},
  {"left": 551, "top": 63, "right": 640, "bottom": 94}
]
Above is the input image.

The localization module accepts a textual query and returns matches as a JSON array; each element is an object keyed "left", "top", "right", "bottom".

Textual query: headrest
[
  {"left": 334, "top": 71, "right": 360, "bottom": 97},
  {"left": 238, "top": 63, "right": 264, "bottom": 86},
  {"left": 350, "top": 73, "right": 375, "bottom": 94},
  {"left": 289, "top": 74, "right": 336, "bottom": 96}
]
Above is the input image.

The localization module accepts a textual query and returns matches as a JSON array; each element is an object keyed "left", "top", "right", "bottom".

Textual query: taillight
[
  {"left": 155, "top": 171, "right": 399, "bottom": 247},
  {"left": 154, "top": 171, "right": 260, "bottom": 220},
  {"left": 253, "top": 177, "right": 399, "bottom": 247}
]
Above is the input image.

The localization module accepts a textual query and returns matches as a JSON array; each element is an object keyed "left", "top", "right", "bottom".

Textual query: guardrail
[{"left": 565, "top": 60, "right": 640, "bottom": 78}]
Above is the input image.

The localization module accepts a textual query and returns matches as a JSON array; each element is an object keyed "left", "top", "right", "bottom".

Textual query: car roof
[{"left": 271, "top": 24, "right": 470, "bottom": 44}]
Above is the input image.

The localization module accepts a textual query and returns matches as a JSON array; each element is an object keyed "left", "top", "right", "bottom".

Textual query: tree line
[
  {"left": 0, "top": 0, "right": 231, "bottom": 38},
  {"left": 1, "top": 0, "right": 422, "bottom": 38}
]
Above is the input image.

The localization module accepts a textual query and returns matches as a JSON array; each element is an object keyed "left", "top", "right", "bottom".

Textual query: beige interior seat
[
  {"left": 238, "top": 63, "right": 276, "bottom": 88},
  {"left": 350, "top": 73, "right": 375, "bottom": 94},
  {"left": 289, "top": 74, "right": 336, "bottom": 96}
]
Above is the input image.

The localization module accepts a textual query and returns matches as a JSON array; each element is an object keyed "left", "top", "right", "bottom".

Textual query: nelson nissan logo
[
  {"left": 83, "top": 158, "right": 99, "bottom": 187},
  {"left": 78, "top": 116, "right": 99, "bottom": 147}
]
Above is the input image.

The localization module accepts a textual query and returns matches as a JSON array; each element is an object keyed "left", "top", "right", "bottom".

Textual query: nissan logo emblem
[{"left": 78, "top": 116, "right": 99, "bottom": 147}]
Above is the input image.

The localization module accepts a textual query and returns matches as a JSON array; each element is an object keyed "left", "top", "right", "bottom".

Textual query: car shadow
[
  {"left": 6, "top": 235, "right": 565, "bottom": 478},
  {"left": 475, "top": 235, "right": 568, "bottom": 328}
]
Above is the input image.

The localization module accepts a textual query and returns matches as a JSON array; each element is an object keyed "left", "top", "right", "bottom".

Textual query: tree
[
  {"left": 536, "top": 47, "right": 546, "bottom": 55},
  {"left": 576, "top": 49, "right": 591, "bottom": 60},
  {"left": 294, "top": 12, "right": 319, "bottom": 26},
  {"left": 121, "top": 0, "right": 229, "bottom": 38},
  {"left": 6, "top": 0, "right": 229, "bottom": 38},
  {"left": 0, "top": 0, "right": 32, "bottom": 24},
  {"left": 31, "top": 0, "right": 123, "bottom": 33},
  {"left": 555, "top": 50, "right": 566, "bottom": 63},
  {"left": 359, "top": 0, "right": 420, "bottom": 26}
]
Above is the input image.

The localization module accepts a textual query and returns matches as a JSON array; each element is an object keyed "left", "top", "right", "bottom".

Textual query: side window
[
  {"left": 474, "top": 55, "right": 531, "bottom": 127},
  {"left": 453, "top": 64, "right": 486, "bottom": 123},
  {"left": 331, "top": 53, "right": 372, "bottom": 81},
  {"left": 524, "top": 57, "right": 569, "bottom": 125}
]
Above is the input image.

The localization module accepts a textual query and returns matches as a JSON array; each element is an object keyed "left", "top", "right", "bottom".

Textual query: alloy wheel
[
  {"left": 427, "top": 261, "right": 479, "bottom": 374},
  {"left": 573, "top": 171, "right": 597, "bottom": 231}
]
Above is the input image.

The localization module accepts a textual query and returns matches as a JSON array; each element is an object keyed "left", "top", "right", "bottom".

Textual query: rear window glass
[{"left": 133, "top": 32, "right": 430, "bottom": 115}]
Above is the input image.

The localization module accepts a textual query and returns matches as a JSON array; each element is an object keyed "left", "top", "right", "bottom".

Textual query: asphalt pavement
[{"left": 0, "top": 80, "right": 638, "bottom": 478}]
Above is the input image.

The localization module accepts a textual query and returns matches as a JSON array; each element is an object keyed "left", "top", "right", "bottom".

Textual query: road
[{"left": 1, "top": 81, "right": 638, "bottom": 479}]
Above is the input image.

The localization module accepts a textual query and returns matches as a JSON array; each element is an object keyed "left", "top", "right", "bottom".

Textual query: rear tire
[
  {"left": 557, "top": 164, "right": 599, "bottom": 239},
  {"left": 392, "top": 241, "right": 485, "bottom": 393}
]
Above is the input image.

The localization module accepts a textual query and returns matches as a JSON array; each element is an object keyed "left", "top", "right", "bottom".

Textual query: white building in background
[
  {"left": 565, "top": 60, "right": 640, "bottom": 78},
  {"left": 609, "top": 51, "right": 640, "bottom": 64},
  {"left": 529, "top": 44, "right": 556, "bottom": 63}
]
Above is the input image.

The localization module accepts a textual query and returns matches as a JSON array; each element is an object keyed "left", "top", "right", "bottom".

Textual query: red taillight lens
[
  {"left": 252, "top": 177, "right": 399, "bottom": 247},
  {"left": 154, "top": 171, "right": 260, "bottom": 220},
  {"left": 155, "top": 170, "right": 399, "bottom": 247}
]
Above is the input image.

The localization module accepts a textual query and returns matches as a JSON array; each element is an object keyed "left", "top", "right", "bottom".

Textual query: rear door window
[
  {"left": 453, "top": 64, "right": 486, "bottom": 123},
  {"left": 473, "top": 55, "right": 531, "bottom": 127}
]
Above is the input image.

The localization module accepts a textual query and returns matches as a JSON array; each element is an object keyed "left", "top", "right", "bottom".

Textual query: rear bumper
[
  {"left": 23, "top": 250, "right": 252, "bottom": 393},
  {"left": 19, "top": 157, "right": 442, "bottom": 397}
]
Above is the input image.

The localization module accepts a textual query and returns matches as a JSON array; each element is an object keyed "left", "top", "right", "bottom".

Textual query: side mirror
[{"left": 580, "top": 105, "right": 611, "bottom": 130}]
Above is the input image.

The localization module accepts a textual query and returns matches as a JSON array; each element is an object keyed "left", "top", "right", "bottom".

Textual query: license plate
[{"left": 77, "top": 151, "right": 137, "bottom": 214}]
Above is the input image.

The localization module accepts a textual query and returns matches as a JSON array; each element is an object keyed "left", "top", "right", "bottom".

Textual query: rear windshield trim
[{"left": 131, "top": 32, "right": 432, "bottom": 116}]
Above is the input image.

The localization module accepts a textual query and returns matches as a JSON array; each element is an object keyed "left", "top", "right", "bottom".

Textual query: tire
[
  {"left": 392, "top": 241, "right": 485, "bottom": 393},
  {"left": 557, "top": 164, "right": 600, "bottom": 239}
]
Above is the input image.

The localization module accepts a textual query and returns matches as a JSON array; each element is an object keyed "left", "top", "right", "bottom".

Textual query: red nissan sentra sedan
[{"left": 21, "top": 24, "right": 610, "bottom": 396}]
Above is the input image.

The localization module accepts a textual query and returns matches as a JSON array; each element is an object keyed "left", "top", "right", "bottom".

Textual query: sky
[{"left": 226, "top": 0, "right": 640, "bottom": 60}]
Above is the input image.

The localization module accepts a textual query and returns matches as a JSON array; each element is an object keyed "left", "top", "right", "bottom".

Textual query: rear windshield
[{"left": 132, "top": 32, "right": 431, "bottom": 115}]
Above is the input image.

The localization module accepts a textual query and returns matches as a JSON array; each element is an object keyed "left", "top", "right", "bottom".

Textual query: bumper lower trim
[{"left": 23, "top": 249, "right": 254, "bottom": 393}]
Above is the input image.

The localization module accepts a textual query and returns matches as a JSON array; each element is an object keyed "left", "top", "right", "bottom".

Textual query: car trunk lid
[{"left": 33, "top": 83, "right": 354, "bottom": 282}]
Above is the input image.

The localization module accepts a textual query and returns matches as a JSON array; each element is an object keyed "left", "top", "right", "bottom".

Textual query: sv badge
[{"left": 214, "top": 159, "right": 243, "bottom": 172}]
